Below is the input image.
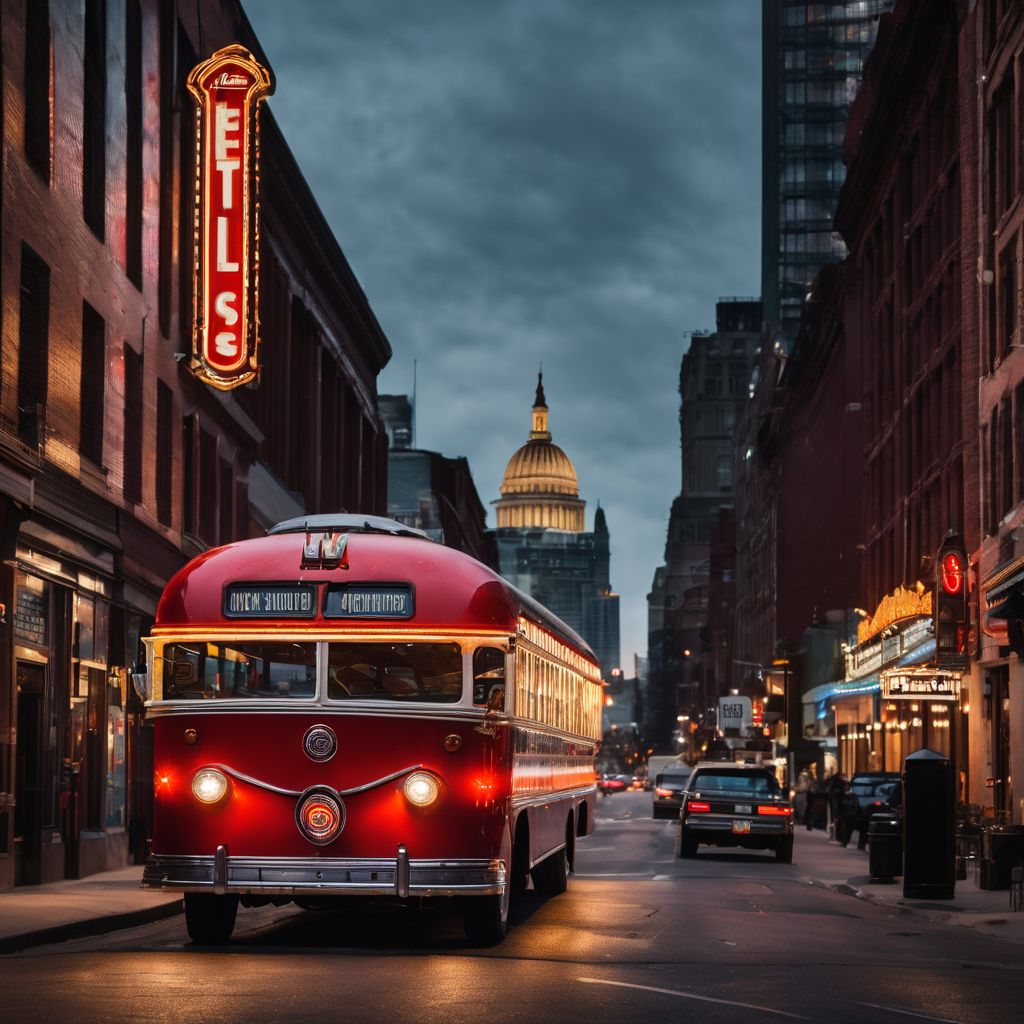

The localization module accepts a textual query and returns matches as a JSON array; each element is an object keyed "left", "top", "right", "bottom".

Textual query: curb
[{"left": 0, "top": 898, "right": 184, "bottom": 956}]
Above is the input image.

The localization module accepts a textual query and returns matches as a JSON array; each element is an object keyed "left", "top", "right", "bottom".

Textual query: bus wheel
[
  {"left": 184, "top": 893, "right": 239, "bottom": 945},
  {"left": 462, "top": 889, "right": 508, "bottom": 946},
  {"left": 531, "top": 845, "right": 568, "bottom": 896}
]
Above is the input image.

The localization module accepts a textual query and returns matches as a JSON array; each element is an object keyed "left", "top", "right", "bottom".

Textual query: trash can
[
  {"left": 902, "top": 749, "right": 955, "bottom": 900},
  {"left": 982, "top": 826, "right": 1024, "bottom": 890},
  {"left": 868, "top": 814, "right": 902, "bottom": 881}
]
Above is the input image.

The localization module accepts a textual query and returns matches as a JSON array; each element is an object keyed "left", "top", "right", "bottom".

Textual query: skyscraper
[{"left": 762, "top": 0, "right": 893, "bottom": 338}]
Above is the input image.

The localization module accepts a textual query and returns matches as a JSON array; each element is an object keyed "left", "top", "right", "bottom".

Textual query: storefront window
[
  {"left": 14, "top": 573, "right": 49, "bottom": 648},
  {"left": 105, "top": 677, "right": 126, "bottom": 829}
]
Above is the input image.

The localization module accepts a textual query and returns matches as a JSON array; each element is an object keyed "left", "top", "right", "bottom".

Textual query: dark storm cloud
[{"left": 242, "top": 0, "right": 762, "bottom": 664}]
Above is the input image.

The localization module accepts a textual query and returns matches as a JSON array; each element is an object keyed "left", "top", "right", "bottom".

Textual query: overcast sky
[{"left": 243, "top": 0, "right": 762, "bottom": 667}]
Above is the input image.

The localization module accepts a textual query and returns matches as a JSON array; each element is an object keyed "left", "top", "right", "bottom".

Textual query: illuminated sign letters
[{"left": 187, "top": 46, "right": 274, "bottom": 390}]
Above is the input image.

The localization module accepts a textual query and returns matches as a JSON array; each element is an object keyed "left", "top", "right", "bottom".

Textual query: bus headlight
[
  {"left": 404, "top": 772, "right": 440, "bottom": 807},
  {"left": 192, "top": 768, "right": 229, "bottom": 804}
]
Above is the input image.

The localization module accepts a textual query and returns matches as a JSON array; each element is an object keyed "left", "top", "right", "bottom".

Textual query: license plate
[
  {"left": 732, "top": 819, "right": 752, "bottom": 834},
  {"left": 735, "top": 804, "right": 752, "bottom": 814}
]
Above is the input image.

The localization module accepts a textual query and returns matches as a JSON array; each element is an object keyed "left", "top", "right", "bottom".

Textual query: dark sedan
[
  {"left": 652, "top": 768, "right": 693, "bottom": 819},
  {"left": 678, "top": 762, "right": 794, "bottom": 862},
  {"left": 836, "top": 771, "right": 901, "bottom": 847}
]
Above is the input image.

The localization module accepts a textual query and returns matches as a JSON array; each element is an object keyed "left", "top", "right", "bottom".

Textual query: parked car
[
  {"left": 836, "top": 771, "right": 901, "bottom": 847},
  {"left": 678, "top": 761, "right": 794, "bottom": 862},
  {"left": 652, "top": 767, "right": 693, "bottom": 819}
]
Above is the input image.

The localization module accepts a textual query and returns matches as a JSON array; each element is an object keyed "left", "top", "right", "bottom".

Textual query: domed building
[
  {"left": 491, "top": 375, "right": 620, "bottom": 679},
  {"left": 493, "top": 376, "right": 585, "bottom": 531}
]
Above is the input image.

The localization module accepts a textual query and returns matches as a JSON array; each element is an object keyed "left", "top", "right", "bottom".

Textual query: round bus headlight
[
  {"left": 404, "top": 772, "right": 440, "bottom": 807},
  {"left": 296, "top": 788, "right": 345, "bottom": 845},
  {"left": 192, "top": 768, "right": 229, "bottom": 804}
]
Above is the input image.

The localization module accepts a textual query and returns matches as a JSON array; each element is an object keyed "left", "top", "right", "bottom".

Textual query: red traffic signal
[{"left": 940, "top": 551, "right": 964, "bottom": 595}]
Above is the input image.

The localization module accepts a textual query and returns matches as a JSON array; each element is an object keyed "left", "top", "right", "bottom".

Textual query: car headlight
[
  {"left": 404, "top": 771, "right": 440, "bottom": 807},
  {"left": 192, "top": 768, "right": 229, "bottom": 804}
]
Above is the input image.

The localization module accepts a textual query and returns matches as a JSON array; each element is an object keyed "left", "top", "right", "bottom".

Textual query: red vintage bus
[{"left": 141, "top": 514, "right": 601, "bottom": 944}]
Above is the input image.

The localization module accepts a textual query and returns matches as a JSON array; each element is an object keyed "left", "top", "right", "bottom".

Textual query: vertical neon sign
[{"left": 187, "top": 45, "right": 273, "bottom": 390}]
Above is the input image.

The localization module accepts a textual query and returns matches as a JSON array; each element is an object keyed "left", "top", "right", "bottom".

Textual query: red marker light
[
  {"left": 941, "top": 552, "right": 963, "bottom": 595},
  {"left": 296, "top": 789, "right": 345, "bottom": 845},
  {"left": 687, "top": 800, "right": 711, "bottom": 813},
  {"left": 757, "top": 805, "right": 793, "bottom": 816}
]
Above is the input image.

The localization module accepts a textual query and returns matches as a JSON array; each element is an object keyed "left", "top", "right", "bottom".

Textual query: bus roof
[{"left": 154, "top": 525, "right": 597, "bottom": 662}]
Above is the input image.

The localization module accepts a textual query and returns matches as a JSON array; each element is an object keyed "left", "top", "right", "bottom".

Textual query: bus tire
[
  {"left": 531, "top": 845, "right": 568, "bottom": 896},
  {"left": 462, "top": 890, "right": 509, "bottom": 946},
  {"left": 184, "top": 893, "right": 239, "bottom": 945}
]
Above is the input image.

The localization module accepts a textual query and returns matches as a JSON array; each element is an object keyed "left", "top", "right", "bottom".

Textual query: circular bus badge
[{"left": 303, "top": 725, "right": 337, "bottom": 763}]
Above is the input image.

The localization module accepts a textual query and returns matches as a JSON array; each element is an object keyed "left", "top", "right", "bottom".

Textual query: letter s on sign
[{"left": 215, "top": 291, "right": 239, "bottom": 325}]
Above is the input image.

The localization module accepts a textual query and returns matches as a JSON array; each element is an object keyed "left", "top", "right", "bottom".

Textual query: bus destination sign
[
  {"left": 324, "top": 584, "right": 414, "bottom": 619},
  {"left": 224, "top": 584, "right": 317, "bottom": 618}
]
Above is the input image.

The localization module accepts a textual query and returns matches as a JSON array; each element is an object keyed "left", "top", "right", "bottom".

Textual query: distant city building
[
  {"left": 761, "top": 0, "right": 892, "bottom": 338},
  {"left": 491, "top": 376, "right": 620, "bottom": 678},
  {"left": 386, "top": 441, "right": 496, "bottom": 568},
  {"left": 379, "top": 394, "right": 413, "bottom": 451},
  {"left": 647, "top": 299, "right": 761, "bottom": 748}
]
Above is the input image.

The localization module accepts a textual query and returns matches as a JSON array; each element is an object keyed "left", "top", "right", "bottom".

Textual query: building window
[
  {"left": 24, "top": 0, "right": 51, "bottom": 182},
  {"left": 182, "top": 414, "right": 196, "bottom": 536},
  {"left": 83, "top": 0, "right": 107, "bottom": 238},
  {"left": 80, "top": 303, "right": 105, "bottom": 467},
  {"left": 219, "top": 458, "right": 233, "bottom": 545},
  {"left": 177, "top": 23, "right": 198, "bottom": 346},
  {"left": 18, "top": 244, "right": 50, "bottom": 448},
  {"left": 156, "top": 380, "right": 173, "bottom": 526},
  {"left": 123, "top": 344, "right": 143, "bottom": 503},
  {"left": 198, "top": 427, "right": 217, "bottom": 543},
  {"left": 157, "top": 1, "right": 175, "bottom": 336},
  {"left": 124, "top": 0, "right": 143, "bottom": 288},
  {"left": 716, "top": 454, "right": 733, "bottom": 491}
]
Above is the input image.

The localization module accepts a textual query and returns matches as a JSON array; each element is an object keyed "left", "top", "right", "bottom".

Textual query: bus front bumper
[{"left": 142, "top": 848, "right": 506, "bottom": 898}]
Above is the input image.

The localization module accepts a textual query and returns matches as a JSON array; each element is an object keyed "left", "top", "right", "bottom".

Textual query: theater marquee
[{"left": 187, "top": 45, "right": 274, "bottom": 390}]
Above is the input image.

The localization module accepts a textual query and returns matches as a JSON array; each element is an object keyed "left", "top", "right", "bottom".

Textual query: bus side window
[{"left": 473, "top": 646, "right": 505, "bottom": 708}]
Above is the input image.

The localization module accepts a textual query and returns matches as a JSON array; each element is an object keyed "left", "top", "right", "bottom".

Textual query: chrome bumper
[
  {"left": 683, "top": 815, "right": 792, "bottom": 836},
  {"left": 143, "top": 849, "right": 506, "bottom": 898}
]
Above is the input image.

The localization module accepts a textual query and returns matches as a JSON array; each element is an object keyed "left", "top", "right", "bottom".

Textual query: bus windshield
[
  {"left": 161, "top": 641, "right": 317, "bottom": 699},
  {"left": 326, "top": 642, "right": 462, "bottom": 702}
]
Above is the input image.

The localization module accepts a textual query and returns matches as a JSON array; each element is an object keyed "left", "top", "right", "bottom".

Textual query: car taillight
[
  {"left": 655, "top": 787, "right": 673, "bottom": 798},
  {"left": 757, "top": 805, "right": 792, "bottom": 816},
  {"left": 687, "top": 800, "right": 711, "bottom": 813}
]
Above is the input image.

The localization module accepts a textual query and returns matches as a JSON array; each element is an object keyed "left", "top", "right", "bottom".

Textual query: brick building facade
[{"left": 0, "top": 0, "right": 390, "bottom": 888}]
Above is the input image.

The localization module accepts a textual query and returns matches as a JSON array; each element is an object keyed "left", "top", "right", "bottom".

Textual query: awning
[
  {"left": 802, "top": 677, "right": 880, "bottom": 706},
  {"left": 987, "top": 586, "right": 1024, "bottom": 621},
  {"left": 895, "top": 637, "right": 935, "bottom": 666}
]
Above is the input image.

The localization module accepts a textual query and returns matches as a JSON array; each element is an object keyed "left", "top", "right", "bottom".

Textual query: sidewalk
[
  {"left": 0, "top": 866, "right": 182, "bottom": 955},
  {"left": 794, "top": 825, "right": 1024, "bottom": 947}
]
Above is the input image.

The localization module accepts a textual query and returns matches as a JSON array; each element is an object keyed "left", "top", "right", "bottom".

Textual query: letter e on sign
[{"left": 186, "top": 46, "right": 274, "bottom": 391}]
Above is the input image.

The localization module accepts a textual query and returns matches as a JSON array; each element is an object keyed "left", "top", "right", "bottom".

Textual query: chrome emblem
[{"left": 303, "top": 724, "right": 338, "bottom": 762}]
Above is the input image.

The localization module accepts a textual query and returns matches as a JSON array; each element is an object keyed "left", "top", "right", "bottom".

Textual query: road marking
[
  {"left": 573, "top": 872, "right": 653, "bottom": 878},
  {"left": 577, "top": 977, "right": 809, "bottom": 1019},
  {"left": 857, "top": 1003, "right": 964, "bottom": 1023}
]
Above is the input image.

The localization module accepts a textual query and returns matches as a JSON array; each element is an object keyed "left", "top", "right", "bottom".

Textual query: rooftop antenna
[{"left": 412, "top": 359, "right": 417, "bottom": 449}]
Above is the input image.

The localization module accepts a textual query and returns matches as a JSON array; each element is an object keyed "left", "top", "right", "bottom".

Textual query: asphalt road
[{"left": 1, "top": 791, "right": 1022, "bottom": 1023}]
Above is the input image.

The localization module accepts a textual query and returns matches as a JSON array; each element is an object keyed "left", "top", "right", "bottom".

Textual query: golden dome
[
  {"left": 494, "top": 374, "right": 585, "bottom": 532},
  {"left": 500, "top": 440, "right": 579, "bottom": 498}
]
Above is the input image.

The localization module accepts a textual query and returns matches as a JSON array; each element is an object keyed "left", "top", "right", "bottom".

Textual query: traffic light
[{"left": 934, "top": 531, "right": 968, "bottom": 670}]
